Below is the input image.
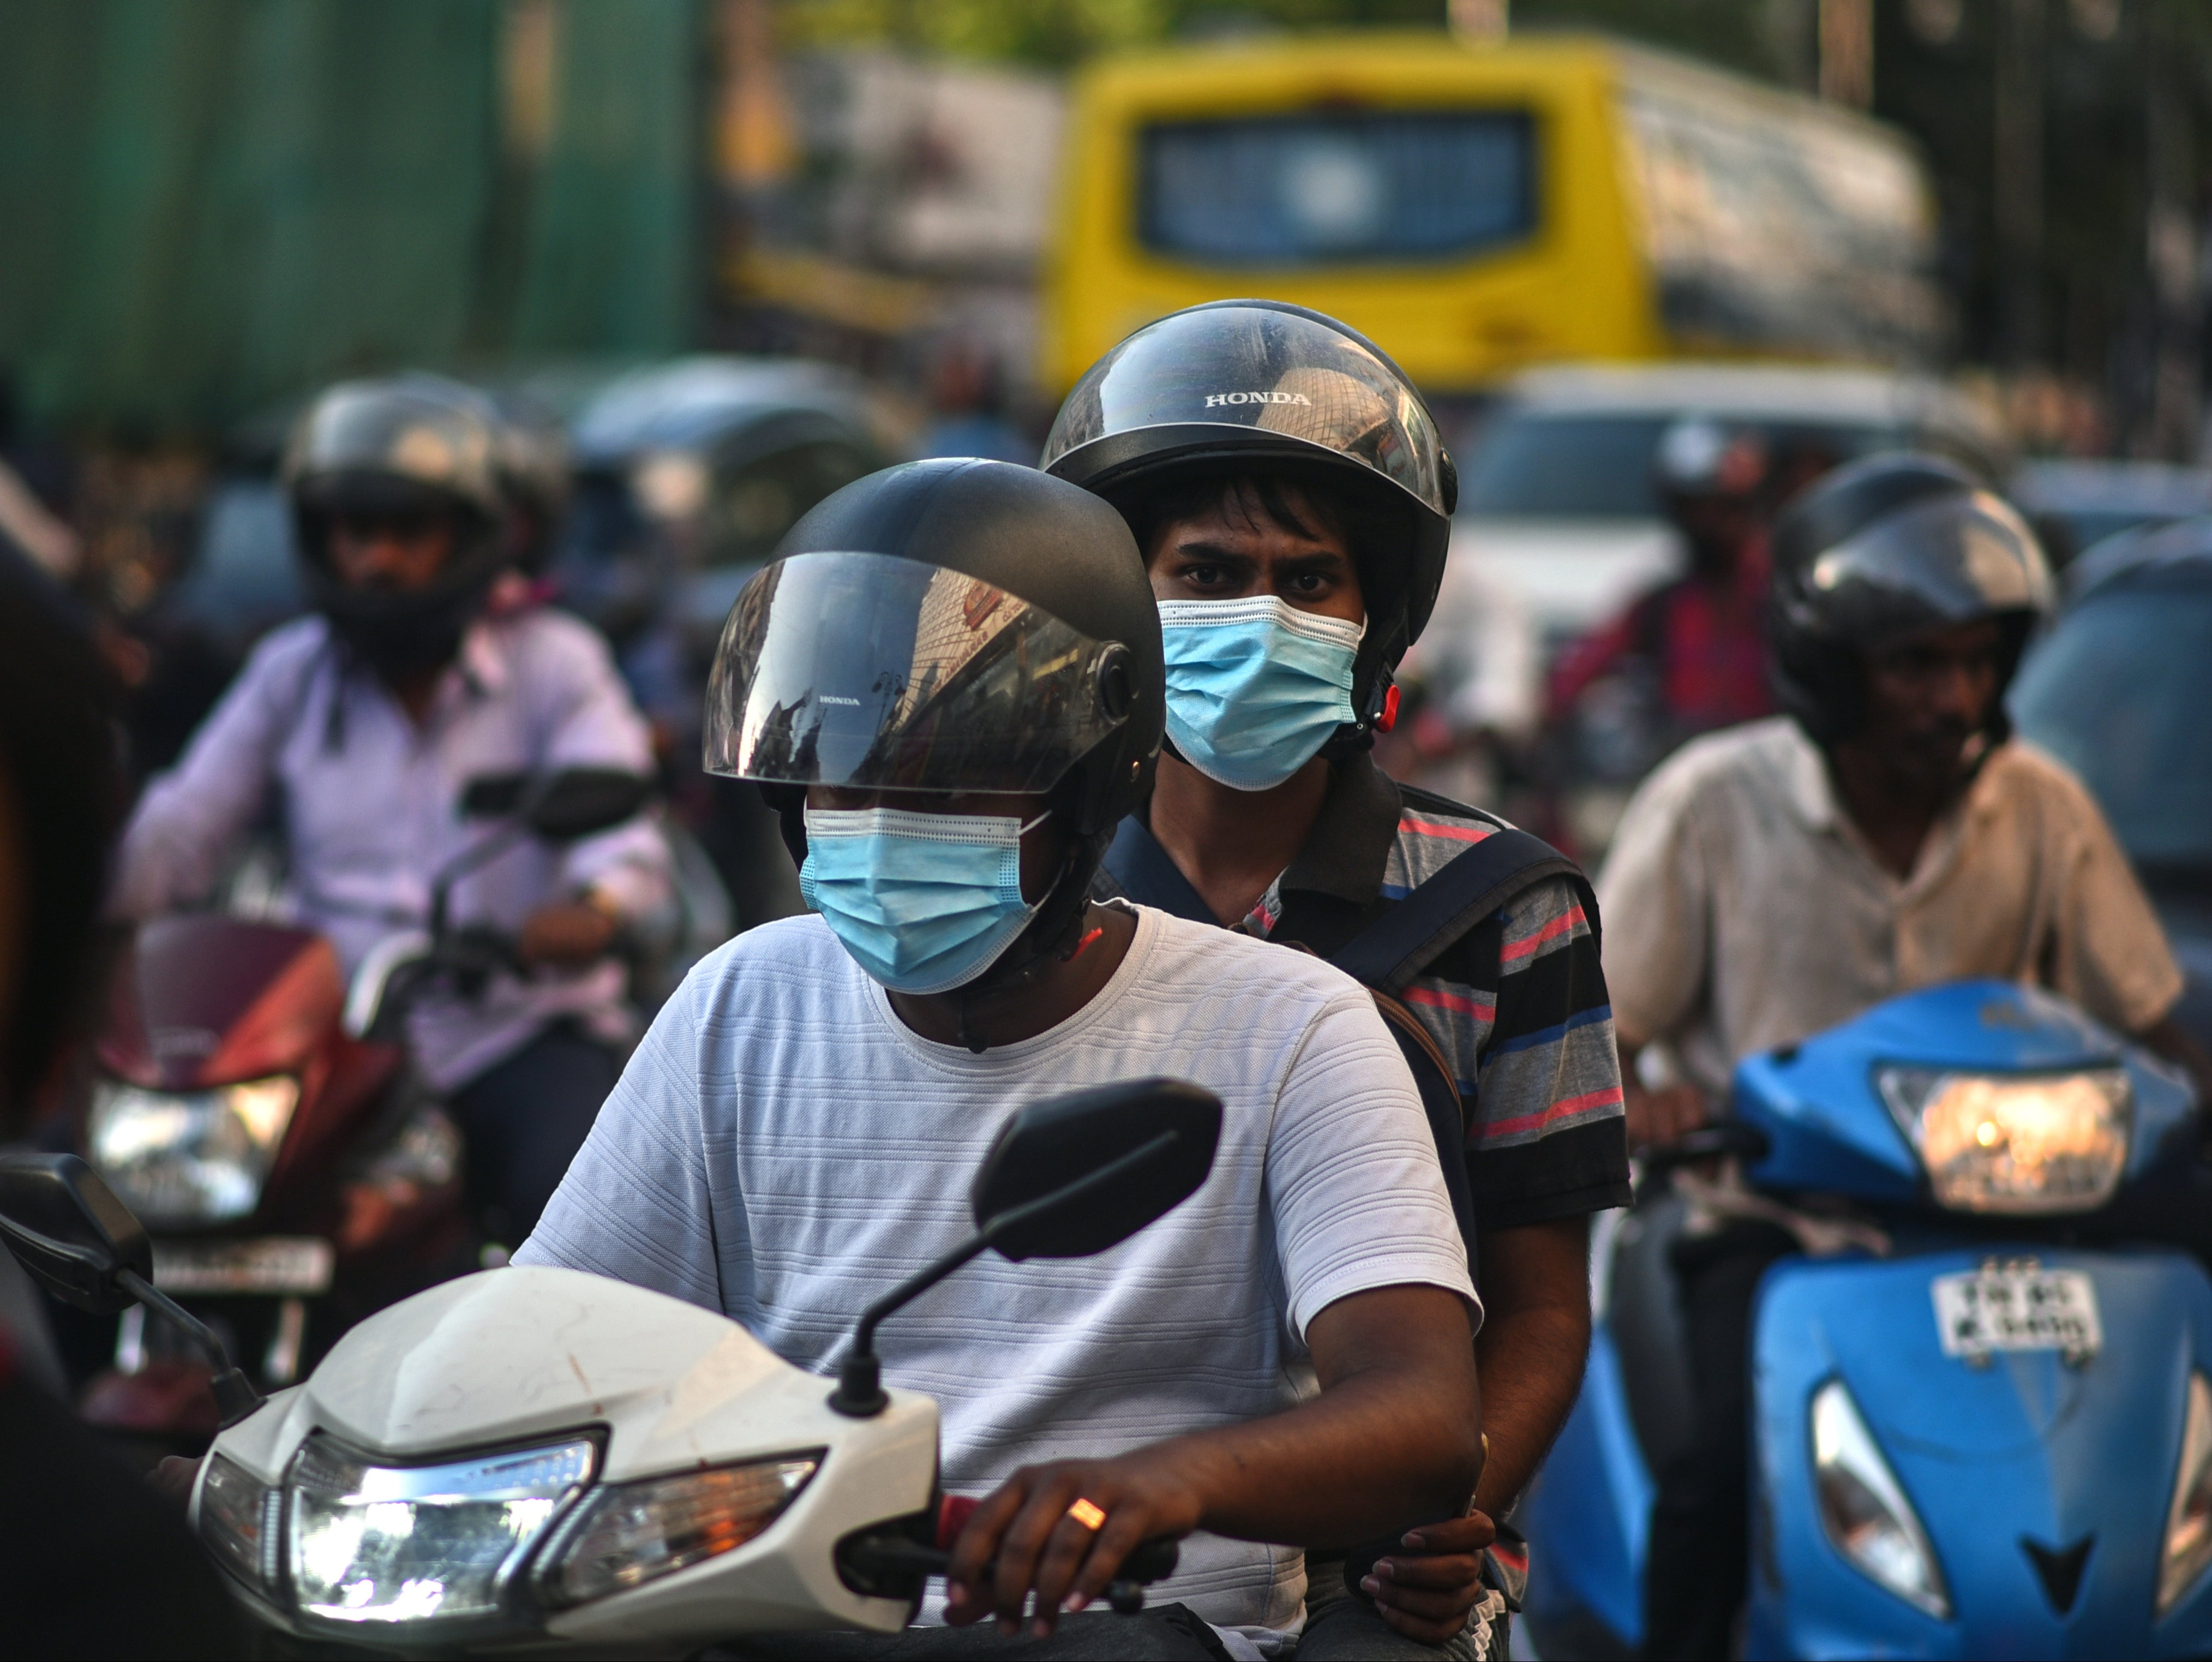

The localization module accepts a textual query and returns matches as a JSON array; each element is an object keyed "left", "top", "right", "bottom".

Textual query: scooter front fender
[{"left": 1750, "top": 1247, "right": 2212, "bottom": 1660}]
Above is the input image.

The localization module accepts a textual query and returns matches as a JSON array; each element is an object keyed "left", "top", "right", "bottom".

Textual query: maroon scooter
[
  {"left": 74, "top": 912, "right": 467, "bottom": 1442},
  {"left": 72, "top": 766, "right": 650, "bottom": 1446}
]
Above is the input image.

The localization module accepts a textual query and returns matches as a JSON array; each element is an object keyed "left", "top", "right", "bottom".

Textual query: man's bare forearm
[
  {"left": 1472, "top": 1217, "right": 1593, "bottom": 1516},
  {"left": 1136, "top": 1298, "right": 1484, "bottom": 1546}
]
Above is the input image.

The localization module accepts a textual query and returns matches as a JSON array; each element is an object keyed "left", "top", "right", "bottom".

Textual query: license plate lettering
[
  {"left": 1932, "top": 1265, "right": 2100, "bottom": 1359},
  {"left": 152, "top": 1236, "right": 334, "bottom": 1296}
]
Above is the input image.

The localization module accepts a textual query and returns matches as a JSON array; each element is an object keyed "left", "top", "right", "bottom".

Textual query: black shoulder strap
[
  {"left": 1328, "top": 828, "right": 1595, "bottom": 995},
  {"left": 1099, "top": 815, "right": 1218, "bottom": 925}
]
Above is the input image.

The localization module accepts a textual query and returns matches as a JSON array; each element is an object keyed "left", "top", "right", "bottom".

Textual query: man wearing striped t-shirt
[{"left": 1045, "top": 301, "right": 1629, "bottom": 1660}]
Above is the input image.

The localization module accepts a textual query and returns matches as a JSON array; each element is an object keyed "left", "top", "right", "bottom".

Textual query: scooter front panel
[
  {"left": 1518, "top": 1323, "right": 1653, "bottom": 1654},
  {"left": 1749, "top": 1247, "right": 2212, "bottom": 1659}
]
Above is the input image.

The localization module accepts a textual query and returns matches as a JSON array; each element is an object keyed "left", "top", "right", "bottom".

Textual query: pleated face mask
[
  {"left": 1156, "top": 596, "right": 1364, "bottom": 791},
  {"left": 799, "top": 806, "right": 1048, "bottom": 994}
]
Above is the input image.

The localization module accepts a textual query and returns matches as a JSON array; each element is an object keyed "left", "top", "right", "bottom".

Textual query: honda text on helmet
[
  {"left": 702, "top": 459, "right": 1161, "bottom": 1002},
  {"left": 1040, "top": 300, "right": 1455, "bottom": 792},
  {"left": 283, "top": 375, "right": 512, "bottom": 677},
  {"left": 1768, "top": 453, "right": 2055, "bottom": 746}
]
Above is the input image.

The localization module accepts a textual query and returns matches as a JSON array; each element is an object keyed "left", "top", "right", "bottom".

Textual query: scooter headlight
[
  {"left": 89, "top": 1075, "right": 300, "bottom": 1225},
  {"left": 1878, "top": 1067, "right": 2130, "bottom": 1216},
  {"left": 2160, "top": 1372, "right": 2212, "bottom": 1614},
  {"left": 539, "top": 1453, "right": 820, "bottom": 1607},
  {"left": 1811, "top": 1378, "right": 1950, "bottom": 1618},
  {"left": 287, "top": 1433, "right": 595, "bottom": 1625}
]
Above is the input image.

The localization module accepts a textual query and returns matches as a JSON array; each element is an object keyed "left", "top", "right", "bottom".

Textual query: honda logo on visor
[{"left": 1203, "top": 392, "right": 1312, "bottom": 408}]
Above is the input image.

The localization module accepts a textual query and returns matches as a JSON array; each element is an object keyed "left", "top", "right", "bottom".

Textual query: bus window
[{"left": 1138, "top": 110, "right": 1536, "bottom": 267}]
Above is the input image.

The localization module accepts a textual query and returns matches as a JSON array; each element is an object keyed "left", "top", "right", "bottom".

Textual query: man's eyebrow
[{"left": 1164, "top": 538, "right": 1255, "bottom": 563}]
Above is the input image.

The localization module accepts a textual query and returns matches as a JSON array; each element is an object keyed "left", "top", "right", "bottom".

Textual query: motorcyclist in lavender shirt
[{"left": 112, "top": 376, "right": 670, "bottom": 1246}]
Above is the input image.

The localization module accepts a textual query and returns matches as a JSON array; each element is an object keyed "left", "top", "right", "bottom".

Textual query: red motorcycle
[{"left": 71, "top": 767, "right": 649, "bottom": 1446}]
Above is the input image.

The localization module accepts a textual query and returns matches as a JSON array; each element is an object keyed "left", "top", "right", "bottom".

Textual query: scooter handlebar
[{"left": 836, "top": 1500, "right": 1181, "bottom": 1612}]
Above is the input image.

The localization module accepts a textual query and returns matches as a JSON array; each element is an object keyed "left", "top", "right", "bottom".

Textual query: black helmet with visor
[
  {"left": 284, "top": 375, "right": 512, "bottom": 674},
  {"left": 705, "top": 459, "right": 1162, "bottom": 981},
  {"left": 1040, "top": 300, "right": 1455, "bottom": 745},
  {"left": 1769, "top": 453, "right": 2054, "bottom": 744}
]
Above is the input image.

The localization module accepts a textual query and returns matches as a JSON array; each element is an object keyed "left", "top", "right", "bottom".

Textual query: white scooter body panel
[{"left": 194, "top": 1268, "right": 938, "bottom": 1649}]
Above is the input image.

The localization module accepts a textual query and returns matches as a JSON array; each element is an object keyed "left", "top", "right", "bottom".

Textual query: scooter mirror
[
  {"left": 970, "top": 1078, "right": 1222, "bottom": 1262},
  {"left": 0, "top": 1152, "right": 153, "bottom": 1313},
  {"left": 459, "top": 768, "right": 652, "bottom": 841}
]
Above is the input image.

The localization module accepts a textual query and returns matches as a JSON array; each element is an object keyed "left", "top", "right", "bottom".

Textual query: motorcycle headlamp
[
  {"left": 286, "top": 1433, "right": 595, "bottom": 1626},
  {"left": 1878, "top": 1066, "right": 2130, "bottom": 1215},
  {"left": 1811, "top": 1378, "right": 1949, "bottom": 1618},
  {"left": 89, "top": 1075, "right": 300, "bottom": 1226},
  {"left": 539, "top": 1453, "right": 821, "bottom": 1607}
]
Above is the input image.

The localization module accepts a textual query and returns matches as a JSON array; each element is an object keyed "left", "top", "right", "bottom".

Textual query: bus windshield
[{"left": 1138, "top": 110, "right": 1535, "bottom": 266}]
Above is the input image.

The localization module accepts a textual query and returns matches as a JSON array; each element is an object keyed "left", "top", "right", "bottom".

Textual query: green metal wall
[{"left": 0, "top": 0, "right": 700, "bottom": 434}]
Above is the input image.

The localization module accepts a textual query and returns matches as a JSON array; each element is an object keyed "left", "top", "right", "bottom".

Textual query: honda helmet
[{"left": 1041, "top": 300, "right": 1454, "bottom": 741}]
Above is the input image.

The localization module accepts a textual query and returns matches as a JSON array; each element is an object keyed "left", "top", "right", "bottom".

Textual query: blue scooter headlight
[
  {"left": 1811, "top": 1378, "right": 1950, "bottom": 1619},
  {"left": 1878, "top": 1067, "right": 2130, "bottom": 1215}
]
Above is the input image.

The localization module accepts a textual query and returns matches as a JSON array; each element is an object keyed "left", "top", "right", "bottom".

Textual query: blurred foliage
[
  {"left": 776, "top": 0, "right": 1448, "bottom": 64},
  {"left": 0, "top": 0, "right": 701, "bottom": 435}
]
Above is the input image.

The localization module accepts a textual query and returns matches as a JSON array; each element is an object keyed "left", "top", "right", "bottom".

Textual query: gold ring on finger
[{"left": 1066, "top": 1497, "right": 1107, "bottom": 1531}]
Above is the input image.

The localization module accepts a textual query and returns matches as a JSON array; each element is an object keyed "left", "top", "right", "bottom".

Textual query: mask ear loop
[{"left": 952, "top": 812, "right": 1081, "bottom": 1054}]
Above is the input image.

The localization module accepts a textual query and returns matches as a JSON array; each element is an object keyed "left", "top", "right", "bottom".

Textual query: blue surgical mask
[
  {"left": 1156, "top": 596, "right": 1365, "bottom": 791},
  {"left": 800, "top": 806, "right": 1048, "bottom": 995}
]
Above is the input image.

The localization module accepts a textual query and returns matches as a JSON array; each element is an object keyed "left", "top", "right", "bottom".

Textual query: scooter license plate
[
  {"left": 152, "top": 1237, "right": 335, "bottom": 1296},
  {"left": 1931, "top": 1264, "right": 2101, "bottom": 1360}
]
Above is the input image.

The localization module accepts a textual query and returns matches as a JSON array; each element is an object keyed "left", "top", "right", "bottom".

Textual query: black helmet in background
[
  {"left": 1769, "top": 453, "right": 2055, "bottom": 745},
  {"left": 1040, "top": 300, "right": 1455, "bottom": 745},
  {"left": 283, "top": 375, "right": 511, "bottom": 674},
  {"left": 704, "top": 458, "right": 1162, "bottom": 977}
]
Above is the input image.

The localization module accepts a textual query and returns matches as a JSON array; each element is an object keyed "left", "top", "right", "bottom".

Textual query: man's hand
[
  {"left": 945, "top": 1283, "right": 1479, "bottom": 1641},
  {"left": 942, "top": 1448, "right": 1204, "bottom": 1639},
  {"left": 517, "top": 900, "right": 619, "bottom": 969},
  {"left": 1362, "top": 1510, "right": 1497, "bottom": 1644},
  {"left": 1624, "top": 1078, "right": 1707, "bottom": 1149},
  {"left": 152, "top": 1455, "right": 203, "bottom": 1507}
]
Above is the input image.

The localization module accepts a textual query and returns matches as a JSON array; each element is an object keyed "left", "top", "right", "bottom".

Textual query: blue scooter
[{"left": 1520, "top": 979, "right": 2212, "bottom": 1658}]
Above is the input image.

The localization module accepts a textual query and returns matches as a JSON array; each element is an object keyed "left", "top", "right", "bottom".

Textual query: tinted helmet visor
[{"left": 704, "top": 551, "right": 1134, "bottom": 796}]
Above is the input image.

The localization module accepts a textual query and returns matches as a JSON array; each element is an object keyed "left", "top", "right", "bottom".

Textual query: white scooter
[{"left": 0, "top": 1077, "right": 1217, "bottom": 1654}]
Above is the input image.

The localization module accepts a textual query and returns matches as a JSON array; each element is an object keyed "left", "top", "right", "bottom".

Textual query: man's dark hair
[
  {"left": 0, "top": 547, "right": 121, "bottom": 1120},
  {"left": 1121, "top": 465, "right": 1395, "bottom": 583}
]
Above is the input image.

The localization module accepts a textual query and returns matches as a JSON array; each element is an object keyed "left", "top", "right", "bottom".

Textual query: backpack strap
[
  {"left": 1327, "top": 827, "right": 1596, "bottom": 996},
  {"left": 1099, "top": 815, "right": 1218, "bottom": 925}
]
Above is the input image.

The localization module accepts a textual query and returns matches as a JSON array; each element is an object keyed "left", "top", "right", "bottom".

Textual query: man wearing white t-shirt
[{"left": 519, "top": 462, "right": 1483, "bottom": 1661}]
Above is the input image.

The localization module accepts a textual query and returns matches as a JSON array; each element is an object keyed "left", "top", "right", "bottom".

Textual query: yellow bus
[{"left": 1041, "top": 33, "right": 1940, "bottom": 397}]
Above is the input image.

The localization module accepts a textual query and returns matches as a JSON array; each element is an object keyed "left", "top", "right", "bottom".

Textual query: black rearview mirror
[
  {"left": 0, "top": 1152, "right": 153, "bottom": 1312},
  {"left": 970, "top": 1078, "right": 1222, "bottom": 1261},
  {"left": 0, "top": 1152, "right": 267, "bottom": 1426},
  {"left": 458, "top": 768, "right": 652, "bottom": 841},
  {"left": 523, "top": 769, "right": 654, "bottom": 840}
]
